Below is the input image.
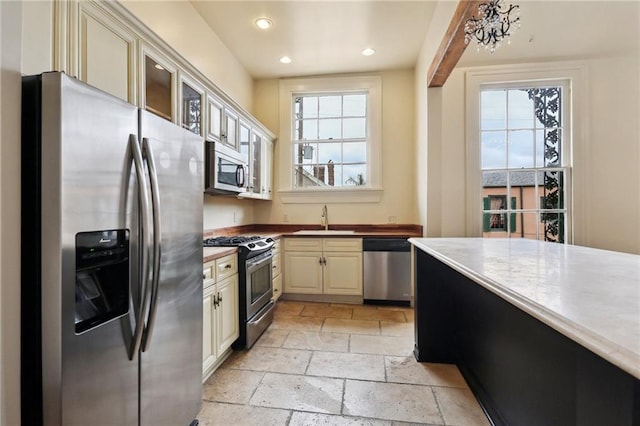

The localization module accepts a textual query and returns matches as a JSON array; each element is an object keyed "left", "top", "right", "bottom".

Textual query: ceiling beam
[{"left": 427, "top": 0, "right": 484, "bottom": 88}]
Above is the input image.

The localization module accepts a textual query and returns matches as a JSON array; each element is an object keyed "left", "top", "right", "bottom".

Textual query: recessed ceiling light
[
  {"left": 361, "top": 48, "right": 375, "bottom": 56},
  {"left": 279, "top": 56, "right": 292, "bottom": 64},
  {"left": 255, "top": 18, "right": 272, "bottom": 30},
  {"left": 154, "top": 64, "right": 165, "bottom": 70}
]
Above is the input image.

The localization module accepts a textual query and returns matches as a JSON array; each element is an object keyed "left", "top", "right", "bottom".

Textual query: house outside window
[
  {"left": 278, "top": 76, "right": 382, "bottom": 204},
  {"left": 480, "top": 83, "right": 569, "bottom": 243}
]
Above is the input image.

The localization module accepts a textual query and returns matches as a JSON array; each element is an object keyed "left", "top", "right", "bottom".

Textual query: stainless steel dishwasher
[{"left": 363, "top": 238, "right": 411, "bottom": 306}]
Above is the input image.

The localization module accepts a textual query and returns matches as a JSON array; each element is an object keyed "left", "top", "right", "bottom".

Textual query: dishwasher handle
[{"left": 362, "top": 238, "right": 411, "bottom": 252}]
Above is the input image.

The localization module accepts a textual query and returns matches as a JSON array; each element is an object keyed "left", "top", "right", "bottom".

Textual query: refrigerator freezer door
[
  {"left": 38, "top": 73, "right": 140, "bottom": 425},
  {"left": 138, "top": 110, "right": 204, "bottom": 425}
]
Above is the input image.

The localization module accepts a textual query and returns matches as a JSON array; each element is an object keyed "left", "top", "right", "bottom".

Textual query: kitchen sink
[{"left": 293, "top": 230, "right": 356, "bottom": 235}]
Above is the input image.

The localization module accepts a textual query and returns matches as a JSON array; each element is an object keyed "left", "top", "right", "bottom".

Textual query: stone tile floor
[{"left": 198, "top": 301, "right": 489, "bottom": 425}]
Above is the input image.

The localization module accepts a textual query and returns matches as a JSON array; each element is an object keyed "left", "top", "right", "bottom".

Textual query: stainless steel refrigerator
[{"left": 21, "top": 72, "right": 204, "bottom": 425}]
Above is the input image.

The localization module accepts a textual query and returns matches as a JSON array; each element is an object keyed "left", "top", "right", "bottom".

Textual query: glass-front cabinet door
[
  {"left": 179, "top": 73, "right": 204, "bottom": 136},
  {"left": 206, "top": 93, "right": 223, "bottom": 142},
  {"left": 239, "top": 121, "right": 250, "bottom": 165},
  {"left": 142, "top": 48, "right": 176, "bottom": 122},
  {"left": 250, "top": 131, "right": 262, "bottom": 196}
]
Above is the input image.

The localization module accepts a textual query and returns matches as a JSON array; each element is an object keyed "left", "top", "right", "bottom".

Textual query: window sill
[{"left": 278, "top": 188, "right": 383, "bottom": 204}]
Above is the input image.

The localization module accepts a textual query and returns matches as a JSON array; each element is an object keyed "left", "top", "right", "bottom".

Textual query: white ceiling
[
  {"left": 190, "top": 0, "right": 437, "bottom": 79},
  {"left": 190, "top": 1, "right": 640, "bottom": 80}
]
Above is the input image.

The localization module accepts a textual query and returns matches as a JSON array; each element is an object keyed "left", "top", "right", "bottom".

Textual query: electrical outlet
[
  {"left": 388, "top": 215, "right": 397, "bottom": 224},
  {"left": 283, "top": 213, "right": 289, "bottom": 223}
]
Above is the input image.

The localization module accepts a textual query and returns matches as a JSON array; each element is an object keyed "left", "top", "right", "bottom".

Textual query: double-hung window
[
  {"left": 480, "top": 82, "right": 570, "bottom": 243},
  {"left": 278, "top": 76, "right": 382, "bottom": 203},
  {"left": 293, "top": 93, "right": 367, "bottom": 188}
]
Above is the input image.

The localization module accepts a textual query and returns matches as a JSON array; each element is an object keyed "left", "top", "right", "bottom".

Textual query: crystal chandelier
[{"left": 464, "top": 0, "right": 521, "bottom": 53}]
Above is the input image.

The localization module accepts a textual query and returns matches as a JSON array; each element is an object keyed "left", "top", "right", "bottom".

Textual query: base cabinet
[
  {"left": 202, "top": 255, "right": 239, "bottom": 381},
  {"left": 283, "top": 238, "right": 363, "bottom": 296},
  {"left": 271, "top": 239, "right": 283, "bottom": 301}
]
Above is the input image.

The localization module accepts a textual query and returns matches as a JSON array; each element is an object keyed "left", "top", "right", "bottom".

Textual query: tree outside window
[{"left": 481, "top": 85, "right": 568, "bottom": 243}]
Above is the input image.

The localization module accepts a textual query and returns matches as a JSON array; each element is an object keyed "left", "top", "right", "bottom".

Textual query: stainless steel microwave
[{"left": 205, "top": 141, "right": 248, "bottom": 194}]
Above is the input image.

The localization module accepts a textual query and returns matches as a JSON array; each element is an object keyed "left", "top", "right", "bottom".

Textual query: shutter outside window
[
  {"left": 510, "top": 197, "right": 517, "bottom": 233},
  {"left": 483, "top": 197, "right": 490, "bottom": 232}
]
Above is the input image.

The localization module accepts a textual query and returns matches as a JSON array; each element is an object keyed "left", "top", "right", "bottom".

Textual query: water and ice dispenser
[{"left": 75, "top": 229, "right": 130, "bottom": 333}]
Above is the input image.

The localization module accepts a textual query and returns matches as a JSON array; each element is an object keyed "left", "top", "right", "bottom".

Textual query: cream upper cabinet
[
  {"left": 206, "top": 93, "right": 224, "bottom": 142},
  {"left": 206, "top": 94, "right": 240, "bottom": 152},
  {"left": 243, "top": 129, "right": 274, "bottom": 201},
  {"left": 248, "top": 130, "right": 263, "bottom": 197},
  {"left": 179, "top": 72, "right": 205, "bottom": 136},
  {"left": 224, "top": 109, "right": 239, "bottom": 151},
  {"left": 284, "top": 238, "right": 363, "bottom": 295},
  {"left": 140, "top": 44, "right": 177, "bottom": 123},
  {"left": 77, "top": 1, "right": 136, "bottom": 103},
  {"left": 239, "top": 120, "right": 251, "bottom": 166}
]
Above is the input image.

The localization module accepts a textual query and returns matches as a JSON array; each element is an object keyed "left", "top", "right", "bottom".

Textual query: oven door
[{"left": 245, "top": 250, "right": 273, "bottom": 320}]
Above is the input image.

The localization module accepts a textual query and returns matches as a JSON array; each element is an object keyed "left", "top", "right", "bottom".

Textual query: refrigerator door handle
[
  {"left": 129, "top": 134, "right": 152, "bottom": 360},
  {"left": 141, "top": 137, "right": 162, "bottom": 352}
]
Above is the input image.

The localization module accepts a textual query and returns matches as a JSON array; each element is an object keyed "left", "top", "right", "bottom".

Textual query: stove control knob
[
  {"left": 266, "top": 237, "right": 274, "bottom": 243},
  {"left": 248, "top": 243, "right": 256, "bottom": 249}
]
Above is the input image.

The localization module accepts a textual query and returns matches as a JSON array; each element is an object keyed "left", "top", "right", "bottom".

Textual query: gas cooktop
[{"left": 203, "top": 235, "right": 274, "bottom": 252}]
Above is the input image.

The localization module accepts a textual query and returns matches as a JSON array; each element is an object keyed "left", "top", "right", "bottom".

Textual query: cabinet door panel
[
  {"left": 202, "top": 286, "right": 216, "bottom": 372},
  {"left": 284, "top": 252, "right": 323, "bottom": 294},
  {"left": 207, "top": 94, "right": 223, "bottom": 142},
  {"left": 272, "top": 273, "right": 283, "bottom": 301},
  {"left": 324, "top": 252, "right": 363, "bottom": 295},
  {"left": 79, "top": 5, "right": 135, "bottom": 102},
  {"left": 216, "top": 275, "right": 239, "bottom": 354}
]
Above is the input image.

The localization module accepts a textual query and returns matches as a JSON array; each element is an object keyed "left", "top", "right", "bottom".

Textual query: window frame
[
  {"left": 278, "top": 75, "right": 382, "bottom": 204},
  {"left": 465, "top": 62, "right": 587, "bottom": 243}
]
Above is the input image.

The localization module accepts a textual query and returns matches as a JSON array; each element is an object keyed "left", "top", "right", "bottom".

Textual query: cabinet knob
[
  {"left": 225, "top": 264, "right": 231, "bottom": 269},
  {"left": 202, "top": 274, "right": 206, "bottom": 280},
  {"left": 217, "top": 292, "right": 222, "bottom": 303}
]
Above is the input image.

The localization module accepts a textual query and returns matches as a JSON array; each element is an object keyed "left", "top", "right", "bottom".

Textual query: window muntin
[
  {"left": 293, "top": 93, "right": 368, "bottom": 188},
  {"left": 481, "top": 85, "right": 568, "bottom": 243}
]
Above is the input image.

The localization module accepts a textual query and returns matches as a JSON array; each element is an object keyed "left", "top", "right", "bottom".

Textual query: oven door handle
[{"left": 246, "top": 252, "right": 273, "bottom": 274}]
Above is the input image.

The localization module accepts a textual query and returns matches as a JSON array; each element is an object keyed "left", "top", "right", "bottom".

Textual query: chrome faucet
[{"left": 320, "top": 205, "right": 328, "bottom": 230}]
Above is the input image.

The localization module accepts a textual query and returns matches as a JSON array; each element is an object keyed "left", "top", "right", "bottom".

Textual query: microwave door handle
[
  {"left": 141, "top": 137, "right": 162, "bottom": 352},
  {"left": 129, "top": 134, "right": 152, "bottom": 361},
  {"left": 236, "top": 164, "right": 245, "bottom": 187}
]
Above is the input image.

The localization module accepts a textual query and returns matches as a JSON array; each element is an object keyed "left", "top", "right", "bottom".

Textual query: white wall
[
  {"left": 414, "top": 1, "right": 459, "bottom": 236},
  {"left": 252, "top": 69, "right": 418, "bottom": 226},
  {"left": 584, "top": 56, "right": 639, "bottom": 253},
  {"left": 1, "top": 1, "right": 23, "bottom": 423}
]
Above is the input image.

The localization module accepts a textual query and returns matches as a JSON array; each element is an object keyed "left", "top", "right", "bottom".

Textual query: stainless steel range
[{"left": 204, "top": 235, "right": 275, "bottom": 348}]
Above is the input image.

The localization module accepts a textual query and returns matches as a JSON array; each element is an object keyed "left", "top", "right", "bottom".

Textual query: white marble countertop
[{"left": 409, "top": 238, "right": 640, "bottom": 379}]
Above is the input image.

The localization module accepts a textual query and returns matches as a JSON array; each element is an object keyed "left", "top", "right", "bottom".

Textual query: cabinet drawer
[
  {"left": 323, "top": 238, "right": 362, "bottom": 252},
  {"left": 271, "top": 239, "right": 281, "bottom": 255},
  {"left": 203, "top": 262, "right": 214, "bottom": 288},
  {"left": 215, "top": 253, "right": 237, "bottom": 281},
  {"left": 272, "top": 253, "right": 281, "bottom": 278},
  {"left": 284, "top": 238, "right": 323, "bottom": 252}
]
